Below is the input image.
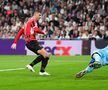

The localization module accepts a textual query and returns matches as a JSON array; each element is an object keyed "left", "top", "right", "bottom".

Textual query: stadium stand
[{"left": 0, "top": 0, "right": 108, "bottom": 40}]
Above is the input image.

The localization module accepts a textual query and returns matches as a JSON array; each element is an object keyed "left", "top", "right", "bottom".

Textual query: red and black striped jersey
[{"left": 14, "top": 18, "right": 45, "bottom": 44}]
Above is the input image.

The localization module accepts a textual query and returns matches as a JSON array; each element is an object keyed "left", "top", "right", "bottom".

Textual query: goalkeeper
[{"left": 76, "top": 45, "right": 108, "bottom": 78}]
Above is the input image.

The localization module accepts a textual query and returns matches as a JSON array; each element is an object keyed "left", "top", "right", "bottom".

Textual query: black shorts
[{"left": 26, "top": 40, "right": 43, "bottom": 55}]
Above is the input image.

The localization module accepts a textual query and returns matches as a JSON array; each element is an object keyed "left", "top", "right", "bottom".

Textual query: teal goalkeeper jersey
[{"left": 96, "top": 46, "right": 108, "bottom": 65}]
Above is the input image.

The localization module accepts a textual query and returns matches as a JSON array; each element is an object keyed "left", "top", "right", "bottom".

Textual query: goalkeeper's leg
[{"left": 76, "top": 54, "right": 102, "bottom": 78}]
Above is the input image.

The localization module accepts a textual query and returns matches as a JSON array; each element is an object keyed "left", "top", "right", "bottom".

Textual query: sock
[
  {"left": 40, "top": 57, "right": 49, "bottom": 72},
  {"left": 30, "top": 55, "right": 44, "bottom": 67},
  {"left": 92, "top": 53, "right": 101, "bottom": 62},
  {"left": 85, "top": 66, "right": 94, "bottom": 73}
]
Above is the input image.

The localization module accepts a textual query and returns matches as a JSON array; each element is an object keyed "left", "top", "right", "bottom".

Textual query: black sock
[
  {"left": 30, "top": 55, "right": 44, "bottom": 67},
  {"left": 40, "top": 57, "right": 49, "bottom": 72}
]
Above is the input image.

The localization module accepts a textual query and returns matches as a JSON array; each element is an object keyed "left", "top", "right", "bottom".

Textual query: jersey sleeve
[
  {"left": 14, "top": 28, "right": 24, "bottom": 44},
  {"left": 34, "top": 27, "right": 45, "bottom": 34},
  {"left": 31, "top": 20, "right": 45, "bottom": 34}
]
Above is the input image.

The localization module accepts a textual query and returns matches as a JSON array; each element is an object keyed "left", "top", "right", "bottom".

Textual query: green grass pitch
[{"left": 0, "top": 55, "right": 108, "bottom": 90}]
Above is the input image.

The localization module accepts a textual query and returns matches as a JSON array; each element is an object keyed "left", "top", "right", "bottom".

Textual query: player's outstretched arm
[{"left": 34, "top": 27, "right": 45, "bottom": 34}]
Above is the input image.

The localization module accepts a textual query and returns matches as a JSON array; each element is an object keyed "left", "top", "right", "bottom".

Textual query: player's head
[{"left": 33, "top": 10, "right": 41, "bottom": 21}]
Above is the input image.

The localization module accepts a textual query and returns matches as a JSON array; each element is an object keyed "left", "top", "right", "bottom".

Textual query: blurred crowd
[{"left": 0, "top": 0, "right": 108, "bottom": 40}]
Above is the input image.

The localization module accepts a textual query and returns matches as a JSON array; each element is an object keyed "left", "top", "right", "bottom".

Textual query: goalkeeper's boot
[{"left": 76, "top": 70, "right": 87, "bottom": 78}]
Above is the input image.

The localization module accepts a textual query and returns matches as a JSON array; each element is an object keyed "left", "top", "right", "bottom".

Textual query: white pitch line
[{"left": 0, "top": 68, "right": 25, "bottom": 72}]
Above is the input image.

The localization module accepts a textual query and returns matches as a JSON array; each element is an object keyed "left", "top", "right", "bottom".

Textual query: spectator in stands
[{"left": 0, "top": 0, "right": 108, "bottom": 40}]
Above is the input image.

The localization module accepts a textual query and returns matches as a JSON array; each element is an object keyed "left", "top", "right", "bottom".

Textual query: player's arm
[
  {"left": 11, "top": 28, "right": 24, "bottom": 49},
  {"left": 31, "top": 20, "right": 46, "bottom": 34},
  {"left": 34, "top": 26, "right": 45, "bottom": 34}
]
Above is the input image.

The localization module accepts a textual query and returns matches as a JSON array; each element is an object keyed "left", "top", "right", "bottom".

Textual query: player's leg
[
  {"left": 26, "top": 41, "right": 44, "bottom": 72},
  {"left": 26, "top": 55, "right": 44, "bottom": 72},
  {"left": 26, "top": 40, "right": 50, "bottom": 75},
  {"left": 37, "top": 48, "right": 50, "bottom": 75},
  {"left": 76, "top": 53, "right": 102, "bottom": 78},
  {"left": 76, "top": 59, "right": 94, "bottom": 78},
  {"left": 89, "top": 53, "right": 102, "bottom": 68}
]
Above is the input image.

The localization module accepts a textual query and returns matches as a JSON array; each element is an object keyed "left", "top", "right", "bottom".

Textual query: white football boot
[
  {"left": 39, "top": 72, "right": 50, "bottom": 76},
  {"left": 26, "top": 65, "right": 35, "bottom": 72}
]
